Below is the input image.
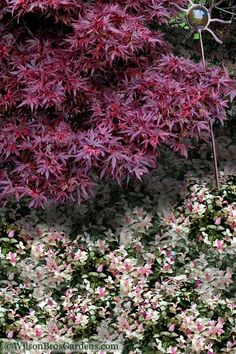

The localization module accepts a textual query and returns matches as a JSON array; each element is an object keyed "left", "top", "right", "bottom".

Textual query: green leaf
[
  {"left": 207, "top": 225, "right": 217, "bottom": 229},
  {"left": 89, "top": 272, "right": 99, "bottom": 277},
  {"left": 193, "top": 32, "right": 200, "bottom": 40},
  {"left": 179, "top": 22, "right": 187, "bottom": 28},
  {"left": 0, "top": 238, "right": 12, "bottom": 242},
  {"left": 98, "top": 273, "right": 107, "bottom": 278},
  {"left": 160, "top": 331, "right": 172, "bottom": 336}
]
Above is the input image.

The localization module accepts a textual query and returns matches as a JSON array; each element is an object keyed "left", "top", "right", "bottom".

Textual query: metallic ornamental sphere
[
  {"left": 174, "top": 0, "right": 233, "bottom": 44},
  {"left": 173, "top": 0, "right": 235, "bottom": 191},
  {"left": 187, "top": 5, "right": 210, "bottom": 29}
]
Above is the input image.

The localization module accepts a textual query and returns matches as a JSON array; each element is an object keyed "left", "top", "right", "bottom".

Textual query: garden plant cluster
[
  {"left": 0, "top": 0, "right": 235, "bottom": 207},
  {"left": 0, "top": 0, "right": 236, "bottom": 353},
  {"left": 0, "top": 176, "right": 235, "bottom": 353}
]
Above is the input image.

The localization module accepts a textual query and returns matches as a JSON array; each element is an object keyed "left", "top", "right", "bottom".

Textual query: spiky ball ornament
[
  {"left": 176, "top": 0, "right": 233, "bottom": 44},
  {"left": 175, "top": 0, "right": 235, "bottom": 190},
  {"left": 188, "top": 5, "right": 210, "bottom": 28}
]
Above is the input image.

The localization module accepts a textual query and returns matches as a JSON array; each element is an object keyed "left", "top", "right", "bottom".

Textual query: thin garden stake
[
  {"left": 199, "top": 30, "right": 220, "bottom": 189},
  {"left": 174, "top": 0, "right": 235, "bottom": 190}
]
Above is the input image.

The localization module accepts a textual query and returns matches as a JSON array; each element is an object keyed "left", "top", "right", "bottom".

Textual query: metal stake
[{"left": 199, "top": 30, "right": 220, "bottom": 189}]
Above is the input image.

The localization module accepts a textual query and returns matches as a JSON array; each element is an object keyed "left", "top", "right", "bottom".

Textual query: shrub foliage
[
  {"left": 0, "top": 0, "right": 235, "bottom": 206},
  {"left": 0, "top": 177, "right": 235, "bottom": 353}
]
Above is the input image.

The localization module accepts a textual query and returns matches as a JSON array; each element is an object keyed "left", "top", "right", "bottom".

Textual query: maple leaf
[{"left": 0, "top": 0, "right": 234, "bottom": 207}]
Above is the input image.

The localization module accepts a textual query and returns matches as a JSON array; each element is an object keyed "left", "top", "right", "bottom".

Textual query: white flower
[
  {"left": 32, "top": 286, "right": 46, "bottom": 300},
  {"left": 74, "top": 249, "right": 88, "bottom": 263},
  {"left": 229, "top": 237, "right": 236, "bottom": 249},
  {"left": 74, "top": 314, "right": 89, "bottom": 326},
  {"left": 0, "top": 248, "right": 4, "bottom": 259}
]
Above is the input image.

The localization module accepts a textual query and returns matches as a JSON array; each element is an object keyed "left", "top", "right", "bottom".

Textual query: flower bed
[{"left": 0, "top": 177, "right": 235, "bottom": 353}]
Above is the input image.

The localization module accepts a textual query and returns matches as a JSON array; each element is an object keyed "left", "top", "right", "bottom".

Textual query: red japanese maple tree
[{"left": 0, "top": 0, "right": 235, "bottom": 207}]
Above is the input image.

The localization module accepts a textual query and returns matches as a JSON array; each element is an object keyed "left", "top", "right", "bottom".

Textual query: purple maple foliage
[{"left": 0, "top": 0, "right": 235, "bottom": 207}]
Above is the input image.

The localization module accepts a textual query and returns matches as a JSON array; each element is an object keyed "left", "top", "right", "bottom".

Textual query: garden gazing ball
[
  {"left": 176, "top": 1, "right": 234, "bottom": 45},
  {"left": 187, "top": 5, "right": 209, "bottom": 29}
]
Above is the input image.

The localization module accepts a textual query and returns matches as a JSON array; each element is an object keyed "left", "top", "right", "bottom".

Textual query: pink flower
[
  {"left": 124, "top": 261, "right": 133, "bottom": 272},
  {"left": 137, "top": 264, "right": 153, "bottom": 276},
  {"left": 215, "top": 217, "right": 221, "bottom": 225},
  {"left": 197, "top": 321, "right": 205, "bottom": 332},
  {"left": 97, "top": 240, "right": 106, "bottom": 252},
  {"left": 209, "top": 317, "right": 225, "bottom": 336},
  {"left": 47, "top": 299, "right": 54, "bottom": 307},
  {"left": 194, "top": 279, "right": 203, "bottom": 288},
  {"left": 47, "top": 322, "right": 61, "bottom": 340},
  {"left": 7, "top": 331, "right": 14, "bottom": 338},
  {"left": 163, "top": 263, "right": 171, "bottom": 271},
  {"left": 8, "top": 230, "right": 15, "bottom": 238},
  {"left": 216, "top": 317, "right": 225, "bottom": 335},
  {"left": 168, "top": 324, "right": 175, "bottom": 332},
  {"left": 8, "top": 252, "right": 17, "bottom": 266},
  {"left": 214, "top": 239, "right": 224, "bottom": 252},
  {"left": 117, "top": 317, "right": 130, "bottom": 331},
  {"left": 168, "top": 346, "right": 177, "bottom": 354},
  {"left": 135, "top": 242, "right": 142, "bottom": 253},
  {"left": 65, "top": 289, "right": 71, "bottom": 297},
  {"left": 205, "top": 272, "right": 213, "bottom": 281},
  {"left": 141, "top": 311, "right": 147, "bottom": 319},
  {"left": 34, "top": 325, "right": 43, "bottom": 338},
  {"left": 227, "top": 340, "right": 236, "bottom": 349},
  {"left": 97, "top": 264, "right": 103, "bottom": 273},
  {"left": 97, "top": 287, "right": 106, "bottom": 299}
]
